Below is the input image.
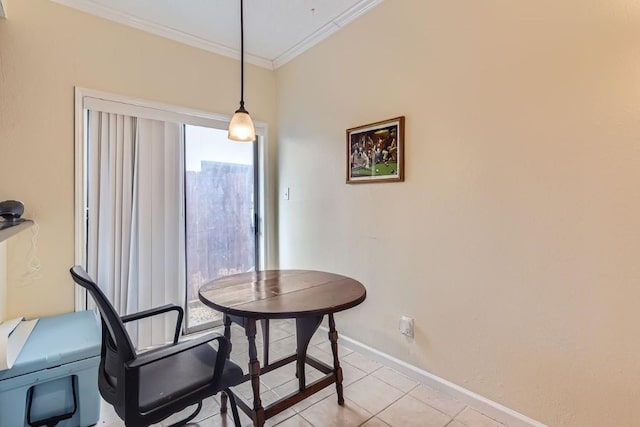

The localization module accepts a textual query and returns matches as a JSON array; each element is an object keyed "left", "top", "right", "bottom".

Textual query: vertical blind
[{"left": 86, "top": 111, "right": 185, "bottom": 349}]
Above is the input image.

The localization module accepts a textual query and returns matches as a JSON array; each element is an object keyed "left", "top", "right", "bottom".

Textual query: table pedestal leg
[
  {"left": 295, "top": 316, "right": 323, "bottom": 391},
  {"left": 246, "top": 318, "right": 265, "bottom": 427},
  {"left": 328, "top": 314, "right": 344, "bottom": 405},
  {"left": 220, "top": 313, "right": 233, "bottom": 414},
  {"left": 261, "top": 319, "right": 270, "bottom": 366}
]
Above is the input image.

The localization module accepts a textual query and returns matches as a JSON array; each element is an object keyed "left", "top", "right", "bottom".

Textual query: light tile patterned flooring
[{"left": 98, "top": 320, "right": 507, "bottom": 427}]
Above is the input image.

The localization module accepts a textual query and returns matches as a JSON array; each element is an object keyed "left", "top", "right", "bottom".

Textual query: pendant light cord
[
  {"left": 228, "top": 0, "right": 255, "bottom": 141},
  {"left": 240, "top": 0, "right": 245, "bottom": 109}
]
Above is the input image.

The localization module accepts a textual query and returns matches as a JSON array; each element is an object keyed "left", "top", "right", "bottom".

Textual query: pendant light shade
[
  {"left": 228, "top": 105, "right": 256, "bottom": 142},
  {"left": 228, "top": 0, "right": 256, "bottom": 142}
]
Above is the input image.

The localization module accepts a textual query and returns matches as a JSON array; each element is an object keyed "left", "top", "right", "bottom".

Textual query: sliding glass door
[
  {"left": 184, "top": 125, "right": 259, "bottom": 332},
  {"left": 77, "top": 90, "right": 269, "bottom": 345}
]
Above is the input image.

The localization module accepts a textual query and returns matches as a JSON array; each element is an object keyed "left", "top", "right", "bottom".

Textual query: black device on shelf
[{"left": 0, "top": 200, "right": 24, "bottom": 222}]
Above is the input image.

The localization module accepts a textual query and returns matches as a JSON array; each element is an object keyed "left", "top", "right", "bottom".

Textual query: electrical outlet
[{"left": 399, "top": 316, "right": 414, "bottom": 338}]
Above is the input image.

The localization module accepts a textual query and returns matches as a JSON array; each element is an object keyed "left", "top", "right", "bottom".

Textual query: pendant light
[{"left": 228, "top": 0, "right": 256, "bottom": 142}]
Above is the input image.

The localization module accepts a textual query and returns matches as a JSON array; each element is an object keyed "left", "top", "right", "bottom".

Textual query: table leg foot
[
  {"left": 220, "top": 391, "right": 229, "bottom": 414},
  {"left": 246, "top": 318, "right": 265, "bottom": 426},
  {"left": 221, "top": 314, "right": 233, "bottom": 413},
  {"left": 253, "top": 409, "right": 265, "bottom": 427},
  {"left": 328, "top": 314, "right": 345, "bottom": 405}
]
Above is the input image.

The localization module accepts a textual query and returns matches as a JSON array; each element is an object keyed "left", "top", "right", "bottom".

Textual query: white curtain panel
[{"left": 87, "top": 111, "right": 185, "bottom": 349}]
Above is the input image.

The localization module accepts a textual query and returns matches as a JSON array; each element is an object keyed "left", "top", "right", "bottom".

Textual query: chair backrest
[{"left": 70, "top": 266, "right": 136, "bottom": 410}]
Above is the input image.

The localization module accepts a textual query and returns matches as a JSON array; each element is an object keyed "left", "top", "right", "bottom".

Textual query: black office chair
[{"left": 70, "top": 266, "right": 243, "bottom": 427}]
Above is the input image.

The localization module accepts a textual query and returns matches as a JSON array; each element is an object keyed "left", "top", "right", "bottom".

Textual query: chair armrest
[{"left": 121, "top": 304, "right": 184, "bottom": 344}]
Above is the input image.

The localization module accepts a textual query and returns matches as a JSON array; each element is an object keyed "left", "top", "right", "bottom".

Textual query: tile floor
[{"left": 97, "top": 320, "right": 507, "bottom": 427}]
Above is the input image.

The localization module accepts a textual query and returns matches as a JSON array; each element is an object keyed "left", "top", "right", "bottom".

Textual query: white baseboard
[{"left": 319, "top": 327, "right": 547, "bottom": 427}]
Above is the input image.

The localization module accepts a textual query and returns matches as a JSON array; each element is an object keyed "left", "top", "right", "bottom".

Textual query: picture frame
[{"left": 346, "top": 116, "right": 405, "bottom": 184}]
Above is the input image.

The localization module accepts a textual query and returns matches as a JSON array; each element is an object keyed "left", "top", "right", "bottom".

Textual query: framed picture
[{"left": 346, "top": 116, "right": 405, "bottom": 184}]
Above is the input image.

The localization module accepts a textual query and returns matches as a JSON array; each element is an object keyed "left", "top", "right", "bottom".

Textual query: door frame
[{"left": 73, "top": 87, "right": 272, "bottom": 312}]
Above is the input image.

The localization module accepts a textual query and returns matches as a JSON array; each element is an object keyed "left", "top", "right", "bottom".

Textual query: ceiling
[{"left": 51, "top": 0, "right": 383, "bottom": 69}]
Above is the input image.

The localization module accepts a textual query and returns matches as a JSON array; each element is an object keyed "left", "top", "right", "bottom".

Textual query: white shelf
[{"left": 0, "top": 220, "right": 34, "bottom": 243}]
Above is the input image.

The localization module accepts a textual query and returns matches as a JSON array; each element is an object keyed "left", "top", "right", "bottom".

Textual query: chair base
[
  {"left": 226, "top": 390, "right": 242, "bottom": 427},
  {"left": 165, "top": 401, "right": 202, "bottom": 427}
]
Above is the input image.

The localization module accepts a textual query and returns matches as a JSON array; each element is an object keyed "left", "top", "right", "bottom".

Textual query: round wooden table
[{"left": 199, "top": 270, "right": 366, "bottom": 427}]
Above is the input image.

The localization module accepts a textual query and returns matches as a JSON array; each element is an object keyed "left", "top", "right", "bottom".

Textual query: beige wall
[
  {"left": 0, "top": 0, "right": 277, "bottom": 319},
  {"left": 276, "top": 0, "right": 640, "bottom": 425}
]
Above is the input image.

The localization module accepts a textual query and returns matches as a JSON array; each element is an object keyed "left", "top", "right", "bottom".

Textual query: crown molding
[
  {"left": 50, "top": 0, "right": 275, "bottom": 69},
  {"left": 272, "top": 21, "right": 340, "bottom": 69},
  {"left": 273, "top": 0, "right": 384, "bottom": 69},
  {"left": 51, "top": 0, "right": 384, "bottom": 70},
  {"left": 0, "top": 0, "right": 6, "bottom": 18},
  {"left": 333, "top": 0, "right": 384, "bottom": 27}
]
